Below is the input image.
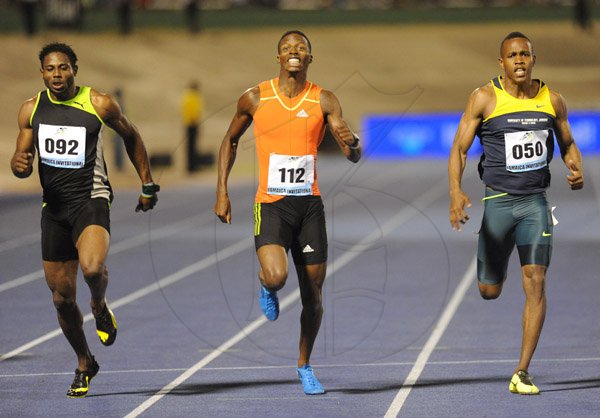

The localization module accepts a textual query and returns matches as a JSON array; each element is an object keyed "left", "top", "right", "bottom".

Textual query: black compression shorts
[
  {"left": 41, "top": 198, "right": 110, "bottom": 262},
  {"left": 477, "top": 187, "right": 553, "bottom": 285},
  {"left": 254, "top": 195, "right": 327, "bottom": 265}
]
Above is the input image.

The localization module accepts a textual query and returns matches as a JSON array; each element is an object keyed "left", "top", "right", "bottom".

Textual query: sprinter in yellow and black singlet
[
  {"left": 448, "top": 32, "right": 584, "bottom": 395},
  {"left": 11, "top": 42, "right": 159, "bottom": 398},
  {"left": 478, "top": 76, "right": 556, "bottom": 194},
  {"left": 215, "top": 30, "right": 361, "bottom": 395}
]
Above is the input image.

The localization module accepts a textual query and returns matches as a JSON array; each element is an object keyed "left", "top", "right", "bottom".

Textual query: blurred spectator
[
  {"left": 181, "top": 81, "right": 204, "bottom": 172},
  {"left": 117, "top": 0, "right": 132, "bottom": 35},
  {"left": 19, "top": 0, "right": 39, "bottom": 36},
  {"left": 184, "top": 0, "right": 201, "bottom": 33},
  {"left": 574, "top": 0, "right": 593, "bottom": 31}
]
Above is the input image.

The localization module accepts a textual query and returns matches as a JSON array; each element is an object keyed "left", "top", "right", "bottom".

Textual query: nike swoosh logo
[
  {"left": 542, "top": 232, "right": 552, "bottom": 237},
  {"left": 536, "top": 104, "right": 544, "bottom": 108}
]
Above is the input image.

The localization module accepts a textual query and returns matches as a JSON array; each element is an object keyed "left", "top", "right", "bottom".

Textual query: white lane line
[
  {"left": 0, "top": 212, "right": 210, "bottom": 294},
  {"left": 124, "top": 177, "right": 450, "bottom": 418},
  {"left": 384, "top": 255, "right": 477, "bottom": 418},
  {"left": 5, "top": 356, "right": 600, "bottom": 379},
  {"left": 0, "top": 238, "right": 252, "bottom": 362},
  {"left": 0, "top": 232, "right": 38, "bottom": 254}
]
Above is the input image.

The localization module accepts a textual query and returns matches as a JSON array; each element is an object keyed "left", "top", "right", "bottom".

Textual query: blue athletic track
[{"left": 2, "top": 156, "right": 600, "bottom": 417}]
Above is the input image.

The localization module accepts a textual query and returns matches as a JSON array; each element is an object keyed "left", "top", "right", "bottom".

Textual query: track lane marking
[
  {"left": 384, "top": 255, "right": 477, "bottom": 418},
  {"left": 124, "top": 177, "right": 449, "bottom": 417}
]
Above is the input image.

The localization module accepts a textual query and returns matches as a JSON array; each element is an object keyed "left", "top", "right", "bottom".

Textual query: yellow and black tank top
[
  {"left": 31, "top": 86, "right": 112, "bottom": 205},
  {"left": 477, "top": 76, "right": 556, "bottom": 194}
]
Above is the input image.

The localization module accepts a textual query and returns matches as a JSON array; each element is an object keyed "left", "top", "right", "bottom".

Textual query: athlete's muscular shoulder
[
  {"left": 18, "top": 95, "right": 38, "bottom": 129},
  {"left": 468, "top": 83, "right": 496, "bottom": 120},
  {"left": 237, "top": 85, "right": 260, "bottom": 117},
  {"left": 548, "top": 89, "right": 568, "bottom": 119},
  {"left": 319, "top": 89, "right": 340, "bottom": 117},
  {"left": 89, "top": 88, "right": 121, "bottom": 122}
]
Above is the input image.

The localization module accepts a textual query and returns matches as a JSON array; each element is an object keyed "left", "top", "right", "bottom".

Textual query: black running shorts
[
  {"left": 254, "top": 196, "right": 327, "bottom": 265},
  {"left": 41, "top": 198, "right": 111, "bottom": 261},
  {"left": 477, "top": 187, "right": 553, "bottom": 285}
]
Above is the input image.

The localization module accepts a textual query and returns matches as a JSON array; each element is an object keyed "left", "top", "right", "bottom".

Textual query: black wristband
[{"left": 141, "top": 183, "right": 160, "bottom": 198}]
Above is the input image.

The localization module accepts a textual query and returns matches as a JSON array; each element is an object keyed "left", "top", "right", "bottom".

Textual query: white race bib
[
  {"left": 267, "top": 154, "right": 314, "bottom": 196},
  {"left": 38, "top": 123, "right": 86, "bottom": 169},
  {"left": 504, "top": 130, "right": 548, "bottom": 173}
]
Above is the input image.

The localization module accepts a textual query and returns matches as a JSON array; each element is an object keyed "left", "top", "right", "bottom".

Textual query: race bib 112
[{"left": 267, "top": 154, "right": 314, "bottom": 196}]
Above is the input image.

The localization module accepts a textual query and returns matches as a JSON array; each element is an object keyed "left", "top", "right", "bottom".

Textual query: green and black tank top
[
  {"left": 477, "top": 76, "right": 556, "bottom": 194},
  {"left": 30, "top": 86, "right": 113, "bottom": 205}
]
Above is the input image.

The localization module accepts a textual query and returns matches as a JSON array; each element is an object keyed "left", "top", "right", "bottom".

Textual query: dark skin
[
  {"left": 214, "top": 33, "right": 361, "bottom": 368},
  {"left": 447, "top": 37, "right": 583, "bottom": 375},
  {"left": 10, "top": 51, "right": 157, "bottom": 372}
]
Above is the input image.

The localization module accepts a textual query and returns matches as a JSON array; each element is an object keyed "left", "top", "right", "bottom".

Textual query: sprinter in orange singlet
[{"left": 215, "top": 30, "right": 361, "bottom": 395}]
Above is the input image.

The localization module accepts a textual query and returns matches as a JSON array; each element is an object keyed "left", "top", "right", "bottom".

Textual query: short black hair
[
  {"left": 278, "top": 30, "right": 311, "bottom": 53},
  {"left": 500, "top": 32, "right": 532, "bottom": 56},
  {"left": 38, "top": 42, "right": 78, "bottom": 68}
]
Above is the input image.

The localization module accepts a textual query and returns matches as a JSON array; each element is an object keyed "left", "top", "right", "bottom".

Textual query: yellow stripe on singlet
[
  {"left": 482, "top": 192, "right": 508, "bottom": 201},
  {"left": 254, "top": 203, "right": 261, "bottom": 236}
]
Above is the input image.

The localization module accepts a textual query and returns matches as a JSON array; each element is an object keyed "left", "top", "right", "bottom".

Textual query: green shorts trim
[
  {"left": 477, "top": 188, "right": 553, "bottom": 285},
  {"left": 254, "top": 196, "right": 327, "bottom": 265}
]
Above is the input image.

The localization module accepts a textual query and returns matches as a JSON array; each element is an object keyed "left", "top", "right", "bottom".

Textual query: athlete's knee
[
  {"left": 478, "top": 282, "right": 502, "bottom": 300},
  {"left": 52, "top": 292, "right": 77, "bottom": 314},
  {"left": 522, "top": 265, "right": 546, "bottom": 282},
  {"left": 301, "top": 298, "right": 323, "bottom": 318},
  {"left": 80, "top": 261, "right": 106, "bottom": 281},
  {"left": 260, "top": 267, "right": 287, "bottom": 291},
  {"left": 522, "top": 265, "right": 546, "bottom": 295}
]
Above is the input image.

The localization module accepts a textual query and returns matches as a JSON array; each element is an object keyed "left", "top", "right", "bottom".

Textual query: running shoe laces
[
  {"left": 66, "top": 357, "right": 100, "bottom": 398},
  {"left": 297, "top": 364, "right": 325, "bottom": 395},
  {"left": 95, "top": 303, "right": 117, "bottom": 346},
  {"left": 259, "top": 286, "right": 279, "bottom": 321},
  {"left": 509, "top": 370, "right": 540, "bottom": 395}
]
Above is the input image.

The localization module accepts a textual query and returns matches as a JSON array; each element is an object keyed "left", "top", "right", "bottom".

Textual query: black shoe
[
  {"left": 66, "top": 357, "right": 100, "bottom": 398},
  {"left": 94, "top": 303, "right": 117, "bottom": 346}
]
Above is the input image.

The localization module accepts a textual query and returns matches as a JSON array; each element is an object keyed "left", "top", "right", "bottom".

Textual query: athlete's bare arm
[
  {"left": 91, "top": 90, "right": 154, "bottom": 185},
  {"left": 11, "top": 97, "right": 37, "bottom": 179},
  {"left": 214, "top": 87, "right": 260, "bottom": 224},
  {"left": 550, "top": 90, "right": 584, "bottom": 190},
  {"left": 91, "top": 89, "right": 157, "bottom": 212},
  {"left": 320, "top": 90, "right": 361, "bottom": 163},
  {"left": 448, "top": 85, "right": 494, "bottom": 231}
]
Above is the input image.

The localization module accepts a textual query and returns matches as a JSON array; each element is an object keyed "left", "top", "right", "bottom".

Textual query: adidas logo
[
  {"left": 296, "top": 109, "right": 309, "bottom": 118},
  {"left": 302, "top": 244, "right": 315, "bottom": 253}
]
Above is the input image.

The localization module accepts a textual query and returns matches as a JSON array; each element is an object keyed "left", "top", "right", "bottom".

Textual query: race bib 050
[{"left": 504, "top": 130, "right": 548, "bottom": 173}]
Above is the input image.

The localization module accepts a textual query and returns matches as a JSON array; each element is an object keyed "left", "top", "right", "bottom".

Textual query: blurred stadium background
[{"left": 0, "top": 0, "right": 598, "bottom": 193}]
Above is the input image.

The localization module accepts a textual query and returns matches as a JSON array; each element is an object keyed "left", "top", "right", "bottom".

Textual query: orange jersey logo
[{"left": 253, "top": 78, "right": 325, "bottom": 203}]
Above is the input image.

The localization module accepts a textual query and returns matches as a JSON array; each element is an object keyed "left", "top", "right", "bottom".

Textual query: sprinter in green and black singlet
[
  {"left": 11, "top": 42, "right": 160, "bottom": 399},
  {"left": 448, "top": 33, "right": 583, "bottom": 395},
  {"left": 31, "top": 86, "right": 112, "bottom": 206}
]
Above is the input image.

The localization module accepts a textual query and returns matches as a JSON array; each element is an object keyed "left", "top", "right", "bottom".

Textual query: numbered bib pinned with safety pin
[
  {"left": 267, "top": 153, "right": 314, "bottom": 196},
  {"left": 38, "top": 123, "right": 86, "bottom": 169},
  {"left": 504, "top": 130, "right": 548, "bottom": 173}
]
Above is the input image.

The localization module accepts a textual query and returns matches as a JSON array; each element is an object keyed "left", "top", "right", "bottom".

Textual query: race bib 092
[{"left": 38, "top": 123, "right": 86, "bottom": 169}]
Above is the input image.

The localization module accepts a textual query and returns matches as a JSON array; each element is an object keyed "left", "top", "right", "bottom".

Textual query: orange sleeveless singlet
[{"left": 253, "top": 78, "right": 326, "bottom": 203}]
